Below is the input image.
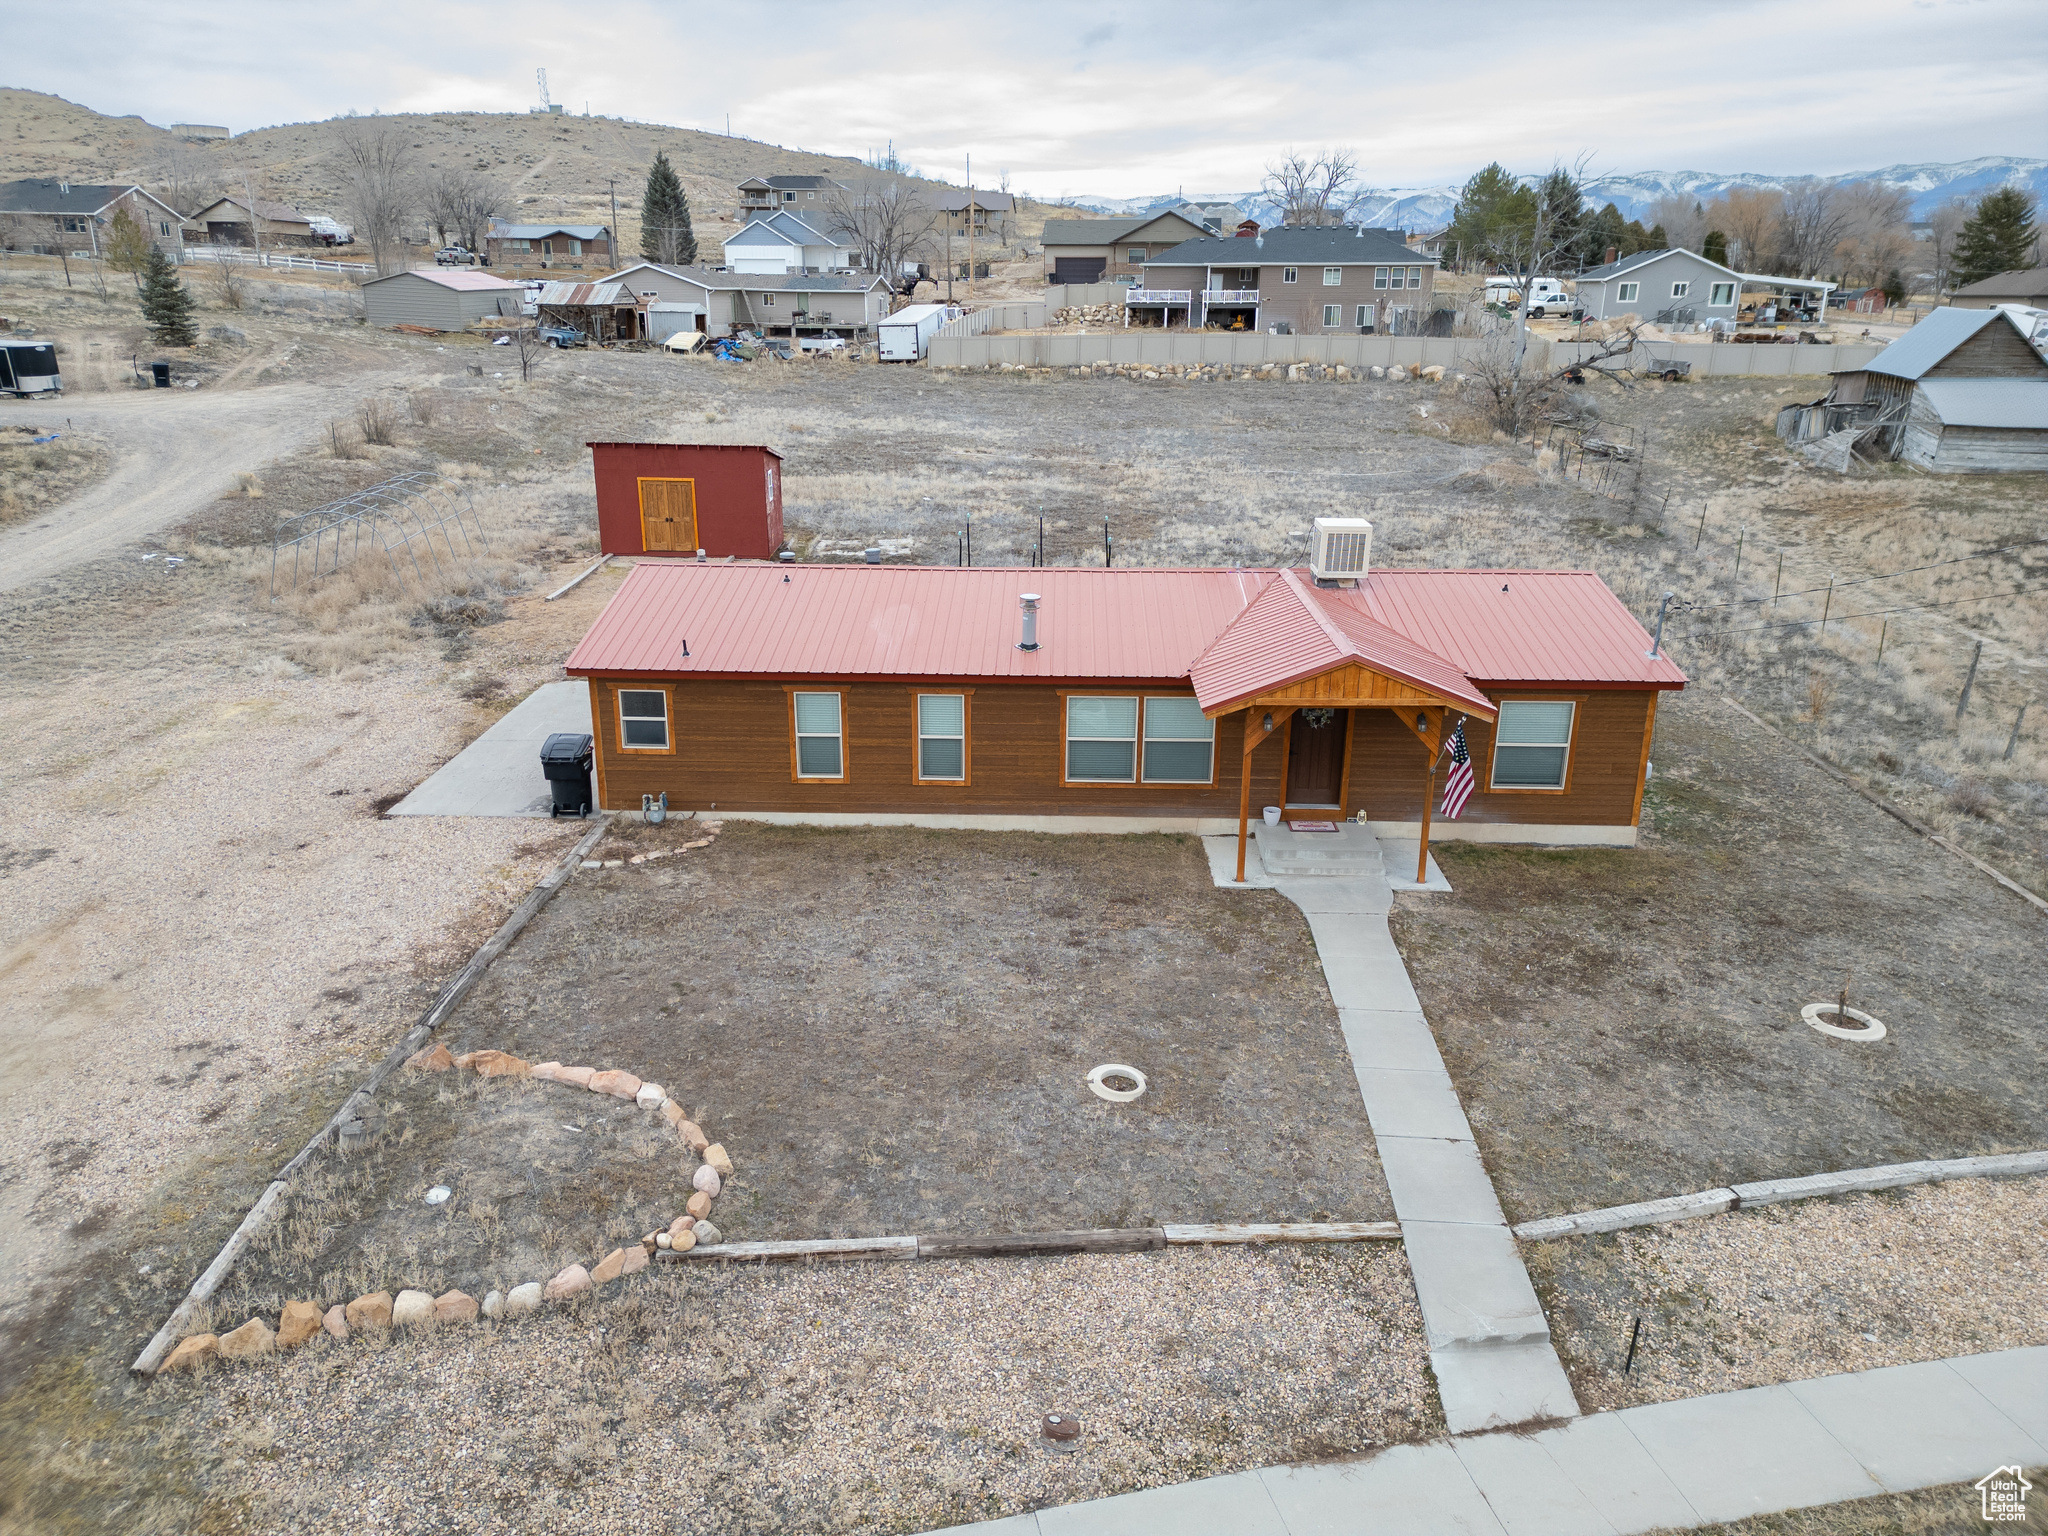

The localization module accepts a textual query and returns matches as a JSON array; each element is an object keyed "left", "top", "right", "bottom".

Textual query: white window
[
  {"left": 1322, "top": 304, "right": 1341, "bottom": 327},
  {"left": 1409, "top": 266, "right": 1422, "bottom": 287},
  {"left": 761, "top": 293, "right": 775, "bottom": 306},
  {"left": 1491, "top": 701, "right": 1575, "bottom": 789},
  {"left": 1709, "top": 281, "right": 1735, "bottom": 306},
  {"left": 1282, "top": 266, "right": 1298, "bottom": 284},
  {"left": 793, "top": 692, "right": 843, "bottom": 778},
  {"left": 1356, "top": 304, "right": 1374, "bottom": 328},
  {"left": 1616, "top": 281, "right": 1639, "bottom": 303},
  {"left": 1373, "top": 266, "right": 1388, "bottom": 289},
  {"left": 917, "top": 694, "right": 967, "bottom": 781},
  {"left": 618, "top": 689, "right": 669, "bottom": 750},
  {"left": 1128, "top": 247, "right": 1145, "bottom": 263},
  {"left": 1142, "top": 697, "right": 1214, "bottom": 783},
  {"left": 1388, "top": 267, "right": 1405, "bottom": 289},
  {"left": 1322, "top": 266, "right": 1342, "bottom": 285},
  {"left": 1670, "top": 281, "right": 1689, "bottom": 298},
  {"left": 1066, "top": 696, "right": 1137, "bottom": 782}
]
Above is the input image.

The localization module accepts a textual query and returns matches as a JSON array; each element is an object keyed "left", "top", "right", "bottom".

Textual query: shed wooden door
[
  {"left": 638, "top": 478, "right": 697, "bottom": 552},
  {"left": 1286, "top": 711, "right": 1347, "bottom": 806}
]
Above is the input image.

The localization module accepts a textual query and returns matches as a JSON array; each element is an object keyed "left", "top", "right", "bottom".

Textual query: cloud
[{"left": 7, "top": 0, "right": 2044, "bottom": 197}]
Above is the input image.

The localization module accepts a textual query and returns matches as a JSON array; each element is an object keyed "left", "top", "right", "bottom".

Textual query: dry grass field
[{"left": 1, "top": 243, "right": 2042, "bottom": 1534}]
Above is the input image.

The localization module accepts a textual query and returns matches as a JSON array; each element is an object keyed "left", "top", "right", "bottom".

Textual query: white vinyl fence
[
  {"left": 929, "top": 330, "right": 1884, "bottom": 377},
  {"left": 177, "top": 246, "right": 375, "bottom": 276}
]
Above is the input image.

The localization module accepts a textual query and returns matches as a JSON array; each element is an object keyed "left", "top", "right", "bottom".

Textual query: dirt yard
[{"left": 1391, "top": 687, "right": 2047, "bottom": 1224}]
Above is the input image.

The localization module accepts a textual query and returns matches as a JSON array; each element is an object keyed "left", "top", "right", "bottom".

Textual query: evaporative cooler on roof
[{"left": 1310, "top": 517, "right": 1373, "bottom": 583}]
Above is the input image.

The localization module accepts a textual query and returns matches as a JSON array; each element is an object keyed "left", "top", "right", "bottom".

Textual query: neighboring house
[
  {"left": 737, "top": 175, "right": 846, "bottom": 215},
  {"left": 933, "top": 190, "right": 1014, "bottom": 236},
  {"left": 1040, "top": 210, "right": 1210, "bottom": 284},
  {"left": 722, "top": 211, "right": 856, "bottom": 274},
  {"left": 563, "top": 562, "right": 1685, "bottom": 851},
  {"left": 1950, "top": 268, "right": 2048, "bottom": 309},
  {"left": 361, "top": 269, "right": 527, "bottom": 331},
  {"left": 536, "top": 281, "right": 641, "bottom": 342},
  {"left": 588, "top": 443, "right": 783, "bottom": 559},
  {"left": 1782, "top": 306, "right": 2048, "bottom": 472},
  {"left": 0, "top": 178, "right": 184, "bottom": 255},
  {"left": 601, "top": 261, "right": 893, "bottom": 337},
  {"left": 1575, "top": 247, "right": 1835, "bottom": 326},
  {"left": 185, "top": 194, "right": 315, "bottom": 246},
  {"left": 1407, "top": 226, "right": 1448, "bottom": 260},
  {"left": 1185, "top": 203, "right": 1248, "bottom": 234},
  {"left": 1137, "top": 225, "right": 1437, "bottom": 333},
  {"left": 484, "top": 223, "right": 614, "bottom": 270}
]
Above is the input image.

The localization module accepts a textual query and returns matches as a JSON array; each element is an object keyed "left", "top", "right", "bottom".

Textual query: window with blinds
[
  {"left": 1142, "top": 697, "right": 1214, "bottom": 783},
  {"left": 793, "top": 692, "right": 843, "bottom": 779},
  {"left": 1065, "top": 696, "right": 1137, "bottom": 782},
  {"left": 1491, "top": 701, "right": 1575, "bottom": 789},
  {"left": 917, "top": 694, "right": 967, "bottom": 781},
  {"left": 637, "top": 478, "right": 697, "bottom": 552}
]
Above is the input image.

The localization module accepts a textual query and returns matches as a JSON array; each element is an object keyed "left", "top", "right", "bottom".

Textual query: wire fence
[{"left": 269, "top": 472, "right": 489, "bottom": 599}]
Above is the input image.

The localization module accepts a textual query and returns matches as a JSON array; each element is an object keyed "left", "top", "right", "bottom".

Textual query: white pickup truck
[{"left": 1483, "top": 277, "right": 1579, "bottom": 317}]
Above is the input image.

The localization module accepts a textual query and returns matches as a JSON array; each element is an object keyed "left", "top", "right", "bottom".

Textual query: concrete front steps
[{"left": 1252, "top": 820, "right": 1386, "bottom": 877}]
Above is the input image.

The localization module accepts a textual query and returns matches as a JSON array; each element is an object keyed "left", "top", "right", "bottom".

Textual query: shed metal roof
[
  {"left": 565, "top": 565, "right": 1688, "bottom": 699},
  {"left": 1950, "top": 268, "right": 2048, "bottom": 301},
  {"left": 362, "top": 268, "right": 524, "bottom": 290},
  {"left": 1862, "top": 307, "right": 2015, "bottom": 379},
  {"left": 1915, "top": 377, "right": 2048, "bottom": 429},
  {"left": 538, "top": 280, "right": 629, "bottom": 306}
]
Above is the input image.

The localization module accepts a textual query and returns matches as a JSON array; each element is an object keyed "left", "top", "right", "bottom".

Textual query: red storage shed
[{"left": 587, "top": 442, "right": 784, "bottom": 559}]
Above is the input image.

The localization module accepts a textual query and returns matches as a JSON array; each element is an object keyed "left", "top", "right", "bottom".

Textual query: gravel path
[
  {"left": 178, "top": 1245, "right": 1437, "bottom": 1535},
  {"left": 1528, "top": 1176, "right": 2048, "bottom": 1414}
]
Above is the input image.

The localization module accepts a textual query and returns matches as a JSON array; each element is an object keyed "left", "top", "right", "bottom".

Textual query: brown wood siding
[
  {"left": 1927, "top": 321, "right": 2048, "bottom": 378},
  {"left": 586, "top": 677, "right": 1657, "bottom": 827},
  {"left": 1344, "top": 689, "right": 1653, "bottom": 827}
]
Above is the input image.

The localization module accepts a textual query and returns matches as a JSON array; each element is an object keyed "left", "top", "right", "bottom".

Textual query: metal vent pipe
[{"left": 1017, "top": 593, "right": 1041, "bottom": 651}]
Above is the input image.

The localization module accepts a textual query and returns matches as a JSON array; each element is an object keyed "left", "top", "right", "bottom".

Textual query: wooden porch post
[
  {"left": 1416, "top": 707, "right": 1440, "bottom": 886},
  {"left": 1236, "top": 704, "right": 1293, "bottom": 883}
]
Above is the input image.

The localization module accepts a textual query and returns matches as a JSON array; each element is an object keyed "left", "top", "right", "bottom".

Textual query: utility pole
[
  {"left": 966, "top": 152, "right": 973, "bottom": 300},
  {"left": 608, "top": 179, "right": 620, "bottom": 260}
]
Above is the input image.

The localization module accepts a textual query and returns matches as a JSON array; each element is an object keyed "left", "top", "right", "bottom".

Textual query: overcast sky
[{"left": 12, "top": 0, "right": 2045, "bottom": 195}]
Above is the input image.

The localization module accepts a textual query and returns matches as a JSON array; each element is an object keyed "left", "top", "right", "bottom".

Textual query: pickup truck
[
  {"left": 538, "top": 325, "right": 587, "bottom": 349},
  {"left": 1483, "top": 277, "right": 1573, "bottom": 313},
  {"left": 797, "top": 332, "right": 847, "bottom": 354}
]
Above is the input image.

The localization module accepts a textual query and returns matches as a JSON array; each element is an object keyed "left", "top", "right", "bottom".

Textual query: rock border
[{"left": 1511, "top": 1149, "right": 2048, "bottom": 1242}]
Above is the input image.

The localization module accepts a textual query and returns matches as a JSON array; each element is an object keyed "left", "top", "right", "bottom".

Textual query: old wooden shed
[{"left": 588, "top": 443, "right": 784, "bottom": 559}]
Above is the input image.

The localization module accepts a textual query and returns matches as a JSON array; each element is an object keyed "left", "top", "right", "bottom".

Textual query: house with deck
[
  {"left": 737, "top": 175, "right": 846, "bottom": 216},
  {"left": 722, "top": 211, "right": 856, "bottom": 274},
  {"left": 1134, "top": 225, "right": 1436, "bottom": 332},
  {"left": 600, "top": 261, "right": 892, "bottom": 338},
  {"left": 1040, "top": 210, "right": 1209, "bottom": 285},
  {"left": 563, "top": 525, "right": 1685, "bottom": 876}
]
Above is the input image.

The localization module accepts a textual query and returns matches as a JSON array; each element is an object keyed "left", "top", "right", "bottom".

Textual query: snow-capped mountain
[{"left": 1059, "top": 159, "right": 2045, "bottom": 231}]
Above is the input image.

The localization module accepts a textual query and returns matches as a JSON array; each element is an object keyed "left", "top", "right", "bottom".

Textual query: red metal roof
[
  {"left": 566, "top": 564, "right": 1272, "bottom": 681},
  {"left": 565, "top": 564, "right": 1689, "bottom": 697},
  {"left": 386, "top": 268, "right": 523, "bottom": 292}
]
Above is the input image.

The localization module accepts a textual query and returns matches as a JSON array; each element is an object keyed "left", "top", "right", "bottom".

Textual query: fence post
[{"left": 1956, "top": 640, "right": 1982, "bottom": 723}]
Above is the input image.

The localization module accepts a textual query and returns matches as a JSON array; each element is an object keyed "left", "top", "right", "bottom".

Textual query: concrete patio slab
[
  {"left": 390, "top": 679, "right": 592, "bottom": 818},
  {"left": 1202, "top": 834, "right": 1279, "bottom": 889},
  {"left": 1377, "top": 1137, "right": 1507, "bottom": 1226},
  {"left": 1260, "top": 1445, "right": 1502, "bottom": 1536},
  {"left": 1377, "top": 839, "right": 1453, "bottom": 893},
  {"left": 1950, "top": 1346, "right": 2048, "bottom": 1445},
  {"left": 1511, "top": 1411, "right": 1700, "bottom": 1535},
  {"left": 1789, "top": 1359, "right": 2048, "bottom": 1489},
  {"left": 1337, "top": 1008, "right": 1446, "bottom": 1072},
  {"left": 1619, "top": 1384, "right": 1883, "bottom": 1524},
  {"left": 1352, "top": 1068, "right": 1475, "bottom": 1141},
  {"left": 1401, "top": 1221, "right": 1551, "bottom": 1348},
  {"left": 1035, "top": 1468, "right": 1285, "bottom": 1536}
]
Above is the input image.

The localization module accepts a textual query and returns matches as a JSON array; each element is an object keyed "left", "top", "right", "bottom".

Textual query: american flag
[{"left": 1440, "top": 722, "right": 1476, "bottom": 819}]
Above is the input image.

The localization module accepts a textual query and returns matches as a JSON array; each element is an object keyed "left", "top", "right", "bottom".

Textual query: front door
[{"left": 1286, "top": 710, "right": 1347, "bottom": 806}]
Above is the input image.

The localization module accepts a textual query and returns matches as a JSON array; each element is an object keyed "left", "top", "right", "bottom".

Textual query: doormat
[{"left": 1288, "top": 820, "right": 1340, "bottom": 832}]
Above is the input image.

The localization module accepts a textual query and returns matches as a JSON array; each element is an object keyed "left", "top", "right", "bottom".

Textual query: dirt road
[{"left": 0, "top": 375, "right": 397, "bottom": 594}]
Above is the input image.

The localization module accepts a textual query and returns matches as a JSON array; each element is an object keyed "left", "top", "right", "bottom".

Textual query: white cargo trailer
[{"left": 877, "top": 304, "right": 952, "bottom": 362}]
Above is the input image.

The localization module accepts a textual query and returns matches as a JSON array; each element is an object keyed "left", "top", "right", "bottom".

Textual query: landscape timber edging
[
  {"left": 653, "top": 1221, "right": 1403, "bottom": 1264},
  {"left": 129, "top": 816, "right": 613, "bottom": 1377},
  {"left": 1512, "top": 1149, "right": 2048, "bottom": 1242}
]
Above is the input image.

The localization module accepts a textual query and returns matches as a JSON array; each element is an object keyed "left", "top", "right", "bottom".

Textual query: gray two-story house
[{"left": 1133, "top": 225, "right": 1436, "bottom": 333}]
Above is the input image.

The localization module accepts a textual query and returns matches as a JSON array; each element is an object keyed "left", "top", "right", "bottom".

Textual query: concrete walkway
[
  {"left": 390, "top": 680, "right": 592, "bottom": 818},
  {"left": 944, "top": 1346, "right": 2047, "bottom": 1535},
  {"left": 1203, "top": 834, "right": 1577, "bottom": 1435}
]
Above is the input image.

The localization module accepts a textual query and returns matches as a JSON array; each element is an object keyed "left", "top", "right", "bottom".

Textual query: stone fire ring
[
  {"left": 1086, "top": 1064, "right": 1147, "bottom": 1103},
  {"left": 1801, "top": 1003, "right": 1887, "bottom": 1041}
]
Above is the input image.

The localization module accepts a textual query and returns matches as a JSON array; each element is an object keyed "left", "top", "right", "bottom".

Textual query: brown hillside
[{"left": 0, "top": 88, "right": 1054, "bottom": 252}]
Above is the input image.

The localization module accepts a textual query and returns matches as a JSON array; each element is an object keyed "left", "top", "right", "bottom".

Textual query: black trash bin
[
  {"left": 540, "top": 732, "right": 594, "bottom": 818},
  {"left": 150, "top": 362, "right": 171, "bottom": 388}
]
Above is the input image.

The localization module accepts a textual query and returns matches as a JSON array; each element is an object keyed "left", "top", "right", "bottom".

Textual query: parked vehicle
[
  {"left": 0, "top": 340, "right": 62, "bottom": 398},
  {"left": 308, "top": 216, "right": 354, "bottom": 246},
  {"left": 877, "top": 304, "right": 952, "bottom": 362},
  {"left": 435, "top": 246, "right": 475, "bottom": 266},
  {"left": 797, "top": 331, "right": 847, "bottom": 354},
  {"left": 1483, "top": 277, "right": 1569, "bottom": 309},
  {"left": 538, "top": 325, "right": 586, "bottom": 349}
]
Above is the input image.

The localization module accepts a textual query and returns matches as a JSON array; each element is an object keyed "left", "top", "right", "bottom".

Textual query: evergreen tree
[
  {"left": 104, "top": 208, "right": 154, "bottom": 287},
  {"left": 1952, "top": 187, "right": 2037, "bottom": 288},
  {"left": 1882, "top": 268, "right": 1906, "bottom": 307},
  {"left": 1536, "top": 167, "right": 1584, "bottom": 268},
  {"left": 1582, "top": 203, "right": 1628, "bottom": 266},
  {"left": 1647, "top": 223, "right": 1668, "bottom": 249},
  {"left": 1446, "top": 163, "right": 1537, "bottom": 268},
  {"left": 138, "top": 244, "right": 197, "bottom": 345},
  {"left": 1702, "top": 229, "right": 1730, "bottom": 266},
  {"left": 640, "top": 151, "right": 697, "bottom": 266}
]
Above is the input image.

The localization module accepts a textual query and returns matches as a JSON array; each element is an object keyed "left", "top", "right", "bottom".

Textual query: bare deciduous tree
[
  {"left": 1705, "top": 187, "right": 1785, "bottom": 272},
  {"left": 1922, "top": 195, "right": 1971, "bottom": 295},
  {"left": 1463, "top": 318, "right": 1648, "bottom": 438},
  {"left": 511, "top": 325, "right": 546, "bottom": 383},
  {"left": 1646, "top": 194, "right": 1708, "bottom": 253},
  {"left": 334, "top": 121, "right": 418, "bottom": 275},
  {"left": 1262, "top": 148, "right": 1359, "bottom": 226},
  {"left": 1779, "top": 178, "right": 1856, "bottom": 278},
  {"left": 210, "top": 246, "right": 246, "bottom": 310},
  {"left": 420, "top": 167, "right": 508, "bottom": 253},
  {"left": 823, "top": 179, "right": 939, "bottom": 279},
  {"left": 150, "top": 140, "right": 229, "bottom": 219},
  {"left": 1830, "top": 182, "right": 1914, "bottom": 289}
]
